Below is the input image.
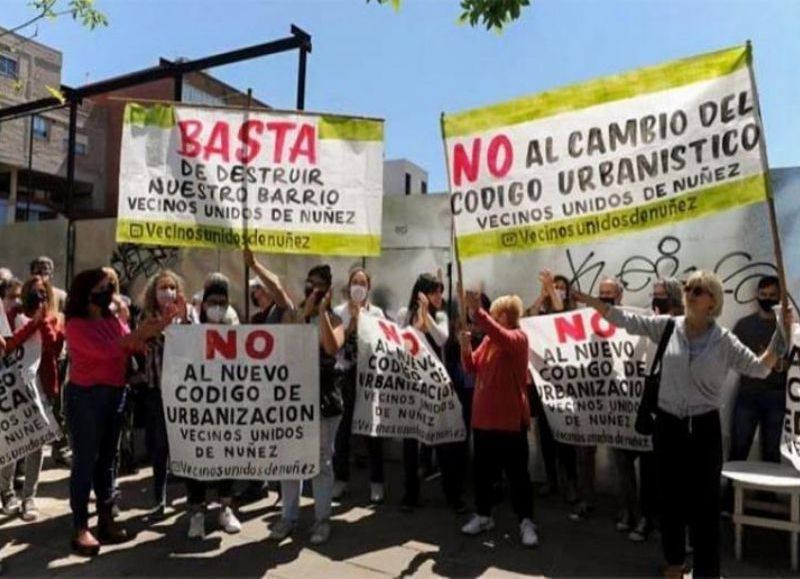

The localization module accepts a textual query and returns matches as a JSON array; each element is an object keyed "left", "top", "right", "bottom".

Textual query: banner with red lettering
[
  {"left": 521, "top": 308, "right": 655, "bottom": 451},
  {"left": 442, "top": 45, "right": 768, "bottom": 260},
  {"left": 161, "top": 324, "right": 320, "bottom": 481},
  {"left": 354, "top": 315, "right": 466, "bottom": 444},
  {"left": 117, "top": 102, "right": 384, "bottom": 255}
]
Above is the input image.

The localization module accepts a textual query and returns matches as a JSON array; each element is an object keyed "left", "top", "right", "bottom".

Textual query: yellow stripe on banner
[
  {"left": 318, "top": 116, "right": 384, "bottom": 141},
  {"left": 116, "top": 220, "right": 381, "bottom": 256},
  {"left": 123, "top": 103, "right": 176, "bottom": 128},
  {"left": 444, "top": 45, "right": 749, "bottom": 138},
  {"left": 457, "top": 173, "right": 767, "bottom": 259}
]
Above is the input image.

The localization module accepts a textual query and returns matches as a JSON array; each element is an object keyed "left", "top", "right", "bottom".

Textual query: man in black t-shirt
[{"left": 729, "top": 275, "right": 787, "bottom": 465}]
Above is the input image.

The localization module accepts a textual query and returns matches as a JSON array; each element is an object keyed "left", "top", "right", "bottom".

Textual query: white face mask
[
  {"left": 557, "top": 289, "right": 567, "bottom": 301},
  {"left": 156, "top": 288, "right": 177, "bottom": 306},
  {"left": 350, "top": 284, "right": 368, "bottom": 304},
  {"left": 206, "top": 305, "right": 226, "bottom": 323}
]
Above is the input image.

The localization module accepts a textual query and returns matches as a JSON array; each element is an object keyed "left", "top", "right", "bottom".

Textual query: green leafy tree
[
  {"left": 0, "top": 0, "right": 108, "bottom": 41},
  {"left": 370, "top": 0, "right": 531, "bottom": 31}
]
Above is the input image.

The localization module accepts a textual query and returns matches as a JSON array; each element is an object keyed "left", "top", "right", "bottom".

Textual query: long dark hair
[
  {"left": 299, "top": 264, "right": 333, "bottom": 315},
  {"left": 406, "top": 273, "right": 444, "bottom": 320},
  {"left": 65, "top": 268, "right": 110, "bottom": 320}
]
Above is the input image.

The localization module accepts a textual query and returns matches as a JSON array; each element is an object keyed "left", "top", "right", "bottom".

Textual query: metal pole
[
  {"left": 296, "top": 44, "right": 308, "bottom": 111},
  {"left": 65, "top": 99, "right": 78, "bottom": 285},
  {"left": 173, "top": 73, "right": 183, "bottom": 102},
  {"left": 243, "top": 88, "right": 252, "bottom": 323},
  {"left": 25, "top": 114, "right": 34, "bottom": 221}
]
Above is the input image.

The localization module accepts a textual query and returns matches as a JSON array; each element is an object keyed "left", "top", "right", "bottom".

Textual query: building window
[
  {"left": 0, "top": 55, "right": 18, "bottom": 79},
  {"left": 33, "top": 116, "right": 49, "bottom": 140},
  {"left": 63, "top": 138, "right": 88, "bottom": 156},
  {"left": 421, "top": 180, "right": 427, "bottom": 194},
  {"left": 404, "top": 173, "right": 411, "bottom": 195}
]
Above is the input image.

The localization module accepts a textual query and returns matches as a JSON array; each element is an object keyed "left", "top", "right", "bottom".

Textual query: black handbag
[{"left": 635, "top": 318, "right": 675, "bottom": 436}]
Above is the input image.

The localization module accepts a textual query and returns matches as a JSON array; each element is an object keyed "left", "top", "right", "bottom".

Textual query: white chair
[{"left": 722, "top": 460, "right": 800, "bottom": 571}]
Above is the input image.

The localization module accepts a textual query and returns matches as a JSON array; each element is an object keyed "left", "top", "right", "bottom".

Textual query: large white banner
[
  {"left": 522, "top": 308, "right": 655, "bottom": 451},
  {"left": 0, "top": 339, "right": 61, "bottom": 467},
  {"left": 781, "top": 323, "right": 800, "bottom": 470},
  {"left": 118, "top": 103, "right": 384, "bottom": 256},
  {"left": 162, "top": 325, "right": 319, "bottom": 481},
  {"left": 354, "top": 315, "right": 466, "bottom": 445},
  {"left": 443, "top": 45, "right": 768, "bottom": 260}
]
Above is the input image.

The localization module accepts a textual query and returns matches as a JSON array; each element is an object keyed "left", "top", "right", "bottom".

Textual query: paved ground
[{"left": 0, "top": 453, "right": 795, "bottom": 578}]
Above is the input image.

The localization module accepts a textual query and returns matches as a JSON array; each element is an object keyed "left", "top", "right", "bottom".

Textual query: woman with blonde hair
[
  {"left": 459, "top": 292, "right": 539, "bottom": 548},
  {"left": 137, "top": 269, "right": 191, "bottom": 520},
  {"left": 576, "top": 271, "right": 786, "bottom": 578}
]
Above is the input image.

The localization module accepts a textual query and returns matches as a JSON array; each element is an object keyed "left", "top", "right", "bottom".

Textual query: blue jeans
[
  {"left": 729, "top": 385, "right": 785, "bottom": 463},
  {"left": 65, "top": 383, "right": 125, "bottom": 529}
]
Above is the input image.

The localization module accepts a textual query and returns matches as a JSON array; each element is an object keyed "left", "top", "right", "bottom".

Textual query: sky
[{"left": 2, "top": 0, "right": 799, "bottom": 191}]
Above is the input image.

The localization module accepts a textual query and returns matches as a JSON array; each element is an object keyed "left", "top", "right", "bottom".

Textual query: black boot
[{"left": 97, "top": 507, "right": 129, "bottom": 544}]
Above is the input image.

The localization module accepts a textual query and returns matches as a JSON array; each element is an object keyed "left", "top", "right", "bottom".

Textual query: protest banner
[
  {"left": 781, "top": 323, "right": 800, "bottom": 470},
  {"left": 118, "top": 103, "right": 384, "bottom": 256},
  {"left": 161, "top": 324, "right": 319, "bottom": 481},
  {"left": 0, "top": 339, "right": 61, "bottom": 468},
  {"left": 521, "top": 308, "right": 654, "bottom": 451},
  {"left": 354, "top": 315, "right": 466, "bottom": 445},
  {"left": 442, "top": 45, "right": 768, "bottom": 261}
]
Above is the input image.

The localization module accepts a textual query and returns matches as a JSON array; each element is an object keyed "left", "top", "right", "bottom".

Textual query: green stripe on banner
[
  {"left": 123, "top": 103, "right": 176, "bottom": 128},
  {"left": 444, "top": 45, "right": 749, "bottom": 138},
  {"left": 318, "top": 116, "right": 384, "bottom": 141},
  {"left": 457, "top": 173, "right": 767, "bottom": 259},
  {"left": 116, "top": 219, "right": 381, "bottom": 256}
]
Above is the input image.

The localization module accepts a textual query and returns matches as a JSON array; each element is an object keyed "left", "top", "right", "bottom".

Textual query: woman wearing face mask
[
  {"left": 137, "top": 270, "right": 191, "bottom": 521},
  {"left": 575, "top": 271, "right": 787, "bottom": 579},
  {"left": 64, "top": 268, "right": 170, "bottom": 556},
  {"left": 0, "top": 275, "right": 64, "bottom": 521},
  {"left": 184, "top": 279, "right": 242, "bottom": 539},
  {"left": 331, "top": 267, "right": 387, "bottom": 504},
  {"left": 396, "top": 273, "right": 465, "bottom": 513},
  {"left": 459, "top": 291, "right": 539, "bottom": 548},
  {"left": 269, "top": 264, "right": 344, "bottom": 545}
]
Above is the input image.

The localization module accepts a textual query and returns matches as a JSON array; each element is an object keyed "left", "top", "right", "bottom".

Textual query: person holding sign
[
  {"left": 332, "top": 267, "right": 387, "bottom": 504},
  {"left": 397, "top": 273, "right": 465, "bottom": 513},
  {"left": 184, "top": 279, "right": 242, "bottom": 539},
  {"left": 64, "top": 268, "right": 171, "bottom": 556},
  {"left": 269, "top": 264, "right": 343, "bottom": 546},
  {"left": 136, "top": 270, "right": 192, "bottom": 522},
  {"left": 0, "top": 275, "right": 64, "bottom": 522},
  {"left": 575, "top": 271, "right": 787, "bottom": 579},
  {"left": 459, "top": 291, "right": 539, "bottom": 548}
]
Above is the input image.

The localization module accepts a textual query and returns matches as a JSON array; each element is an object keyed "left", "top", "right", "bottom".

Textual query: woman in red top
[
  {"left": 0, "top": 275, "right": 64, "bottom": 521},
  {"left": 64, "top": 268, "right": 166, "bottom": 556},
  {"left": 459, "top": 292, "right": 539, "bottom": 548}
]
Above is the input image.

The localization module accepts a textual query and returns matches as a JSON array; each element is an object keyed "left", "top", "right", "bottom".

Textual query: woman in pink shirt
[{"left": 64, "top": 268, "right": 167, "bottom": 556}]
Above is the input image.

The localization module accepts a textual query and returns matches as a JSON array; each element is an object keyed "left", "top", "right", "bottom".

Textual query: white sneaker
[
  {"left": 309, "top": 520, "right": 331, "bottom": 545},
  {"left": 332, "top": 480, "right": 348, "bottom": 501},
  {"left": 268, "top": 519, "right": 295, "bottom": 541},
  {"left": 187, "top": 511, "right": 205, "bottom": 539},
  {"left": 369, "top": 483, "right": 385, "bottom": 504},
  {"left": 520, "top": 518, "right": 539, "bottom": 548},
  {"left": 461, "top": 514, "right": 495, "bottom": 535},
  {"left": 218, "top": 506, "right": 241, "bottom": 534}
]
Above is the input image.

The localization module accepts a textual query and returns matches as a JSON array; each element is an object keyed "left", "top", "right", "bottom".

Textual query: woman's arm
[
  {"left": 244, "top": 249, "right": 294, "bottom": 312},
  {"left": 459, "top": 331, "right": 477, "bottom": 374},
  {"left": 573, "top": 290, "right": 668, "bottom": 342},
  {"left": 726, "top": 330, "right": 777, "bottom": 378},
  {"left": 424, "top": 310, "right": 449, "bottom": 347},
  {"left": 318, "top": 291, "right": 344, "bottom": 357}
]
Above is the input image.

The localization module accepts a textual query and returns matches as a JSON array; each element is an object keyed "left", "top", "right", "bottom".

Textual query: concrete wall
[{"left": 383, "top": 159, "right": 429, "bottom": 195}]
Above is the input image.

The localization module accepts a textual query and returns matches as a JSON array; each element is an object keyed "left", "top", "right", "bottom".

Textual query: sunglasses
[{"left": 683, "top": 285, "right": 709, "bottom": 297}]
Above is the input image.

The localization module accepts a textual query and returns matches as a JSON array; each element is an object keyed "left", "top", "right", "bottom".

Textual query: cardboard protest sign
[
  {"left": 522, "top": 308, "right": 654, "bottom": 451},
  {"left": 442, "top": 45, "right": 768, "bottom": 260},
  {"left": 0, "top": 339, "right": 61, "bottom": 468},
  {"left": 354, "top": 315, "right": 466, "bottom": 444},
  {"left": 161, "top": 324, "right": 319, "bottom": 481},
  {"left": 781, "top": 323, "right": 800, "bottom": 470},
  {"left": 118, "top": 103, "right": 384, "bottom": 256}
]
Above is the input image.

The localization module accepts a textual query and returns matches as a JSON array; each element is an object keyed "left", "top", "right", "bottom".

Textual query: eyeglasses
[{"left": 683, "top": 285, "right": 709, "bottom": 297}]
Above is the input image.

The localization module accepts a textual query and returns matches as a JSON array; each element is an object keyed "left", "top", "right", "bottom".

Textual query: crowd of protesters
[{"left": 0, "top": 254, "right": 792, "bottom": 579}]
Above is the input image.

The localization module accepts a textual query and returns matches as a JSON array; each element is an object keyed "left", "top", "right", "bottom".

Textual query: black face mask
[
  {"left": 652, "top": 297, "right": 671, "bottom": 314},
  {"left": 758, "top": 298, "right": 779, "bottom": 313},
  {"left": 599, "top": 297, "right": 616, "bottom": 306},
  {"left": 23, "top": 290, "right": 46, "bottom": 312},
  {"left": 90, "top": 287, "right": 114, "bottom": 310}
]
